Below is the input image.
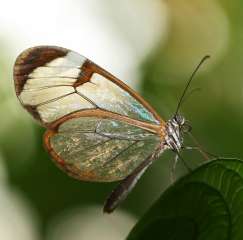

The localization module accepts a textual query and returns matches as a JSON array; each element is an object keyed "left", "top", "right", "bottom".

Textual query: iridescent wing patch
[{"left": 13, "top": 46, "right": 166, "bottom": 213}]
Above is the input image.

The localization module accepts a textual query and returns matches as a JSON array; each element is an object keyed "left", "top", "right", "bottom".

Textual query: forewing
[
  {"left": 44, "top": 115, "right": 161, "bottom": 182},
  {"left": 14, "top": 46, "right": 162, "bottom": 126}
]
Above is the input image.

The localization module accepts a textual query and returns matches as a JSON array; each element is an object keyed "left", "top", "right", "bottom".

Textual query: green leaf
[{"left": 127, "top": 158, "right": 243, "bottom": 240}]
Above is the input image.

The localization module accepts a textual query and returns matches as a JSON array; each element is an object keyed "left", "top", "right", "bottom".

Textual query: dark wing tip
[{"left": 13, "top": 46, "right": 68, "bottom": 95}]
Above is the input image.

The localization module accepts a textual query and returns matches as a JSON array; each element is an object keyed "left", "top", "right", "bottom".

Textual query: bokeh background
[{"left": 0, "top": 0, "right": 241, "bottom": 239}]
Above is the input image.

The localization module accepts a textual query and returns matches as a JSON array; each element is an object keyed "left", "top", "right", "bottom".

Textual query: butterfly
[{"left": 13, "top": 46, "right": 209, "bottom": 213}]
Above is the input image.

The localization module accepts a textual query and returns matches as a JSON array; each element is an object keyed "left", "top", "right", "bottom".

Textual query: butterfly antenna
[
  {"left": 179, "top": 87, "right": 201, "bottom": 107},
  {"left": 174, "top": 55, "right": 210, "bottom": 116}
]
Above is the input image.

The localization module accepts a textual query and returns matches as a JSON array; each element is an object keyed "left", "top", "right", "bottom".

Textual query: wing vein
[
  {"left": 23, "top": 84, "right": 73, "bottom": 91},
  {"left": 73, "top": 138, "right": 112, "bottom": 156},
  {"left": 36, "top": 91, "right": 75, "bottom": 107},
  {"left": 75, "top": 90, "right": 98, "bottom": 108},
  {"left": 28, "top": 76, "right": 78, "bottom": 79},
  {"left": 101, "top": 140, "right": 139, "bottom": 168}
]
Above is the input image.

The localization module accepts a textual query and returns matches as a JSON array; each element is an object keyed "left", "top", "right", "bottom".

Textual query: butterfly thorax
[{"left": 164, "top": 114, "right": 187, "bottom": 152}]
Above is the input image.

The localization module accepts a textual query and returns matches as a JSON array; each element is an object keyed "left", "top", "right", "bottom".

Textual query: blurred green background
[{"left": 0, "top": 0, "right": 241, "bottom": 239}]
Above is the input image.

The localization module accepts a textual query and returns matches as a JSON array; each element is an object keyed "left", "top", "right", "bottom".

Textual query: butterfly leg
[
  {"left": 184, "top": 146, "right": 218, "bottom": 160},
  {"left": 170, "top": 152, "right": 193, "bottom": 182},
  {"left": 170, "top": 154, "right": 179, "bottom": 182}
]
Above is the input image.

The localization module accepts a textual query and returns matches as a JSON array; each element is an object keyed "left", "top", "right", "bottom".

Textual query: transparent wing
[
  {"left": 14, "top": 46, "right": 162, "bottom": 126},
  {"left": 44, "top": 115, "right": 161, "bottom": 182}
]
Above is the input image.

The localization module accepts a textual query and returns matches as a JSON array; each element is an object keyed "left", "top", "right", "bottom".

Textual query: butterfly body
[{"left": 13, "top": 46, "right": 187, "bottom": 212}]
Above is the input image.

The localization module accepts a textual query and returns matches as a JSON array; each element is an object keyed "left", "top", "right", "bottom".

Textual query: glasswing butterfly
[{"left": 13, "top": 46, "right": 209, "bottom": 213}]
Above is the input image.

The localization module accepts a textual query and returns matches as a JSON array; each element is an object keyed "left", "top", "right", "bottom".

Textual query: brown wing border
[{"left": 14, "top": 46, "right": 68, "bottom": 95}]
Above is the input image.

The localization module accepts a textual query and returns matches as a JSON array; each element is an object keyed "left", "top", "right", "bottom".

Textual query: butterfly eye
[
  {"left": 174, "top": 114, "right": 185, "bottom": 126},
  {"left": 181, "top": 123, "right": 192, "bottom": 133}
]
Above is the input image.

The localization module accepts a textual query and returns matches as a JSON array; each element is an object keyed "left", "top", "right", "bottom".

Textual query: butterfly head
[{"left": 174, "top": 114, "right": 192, "bottom": 133}]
